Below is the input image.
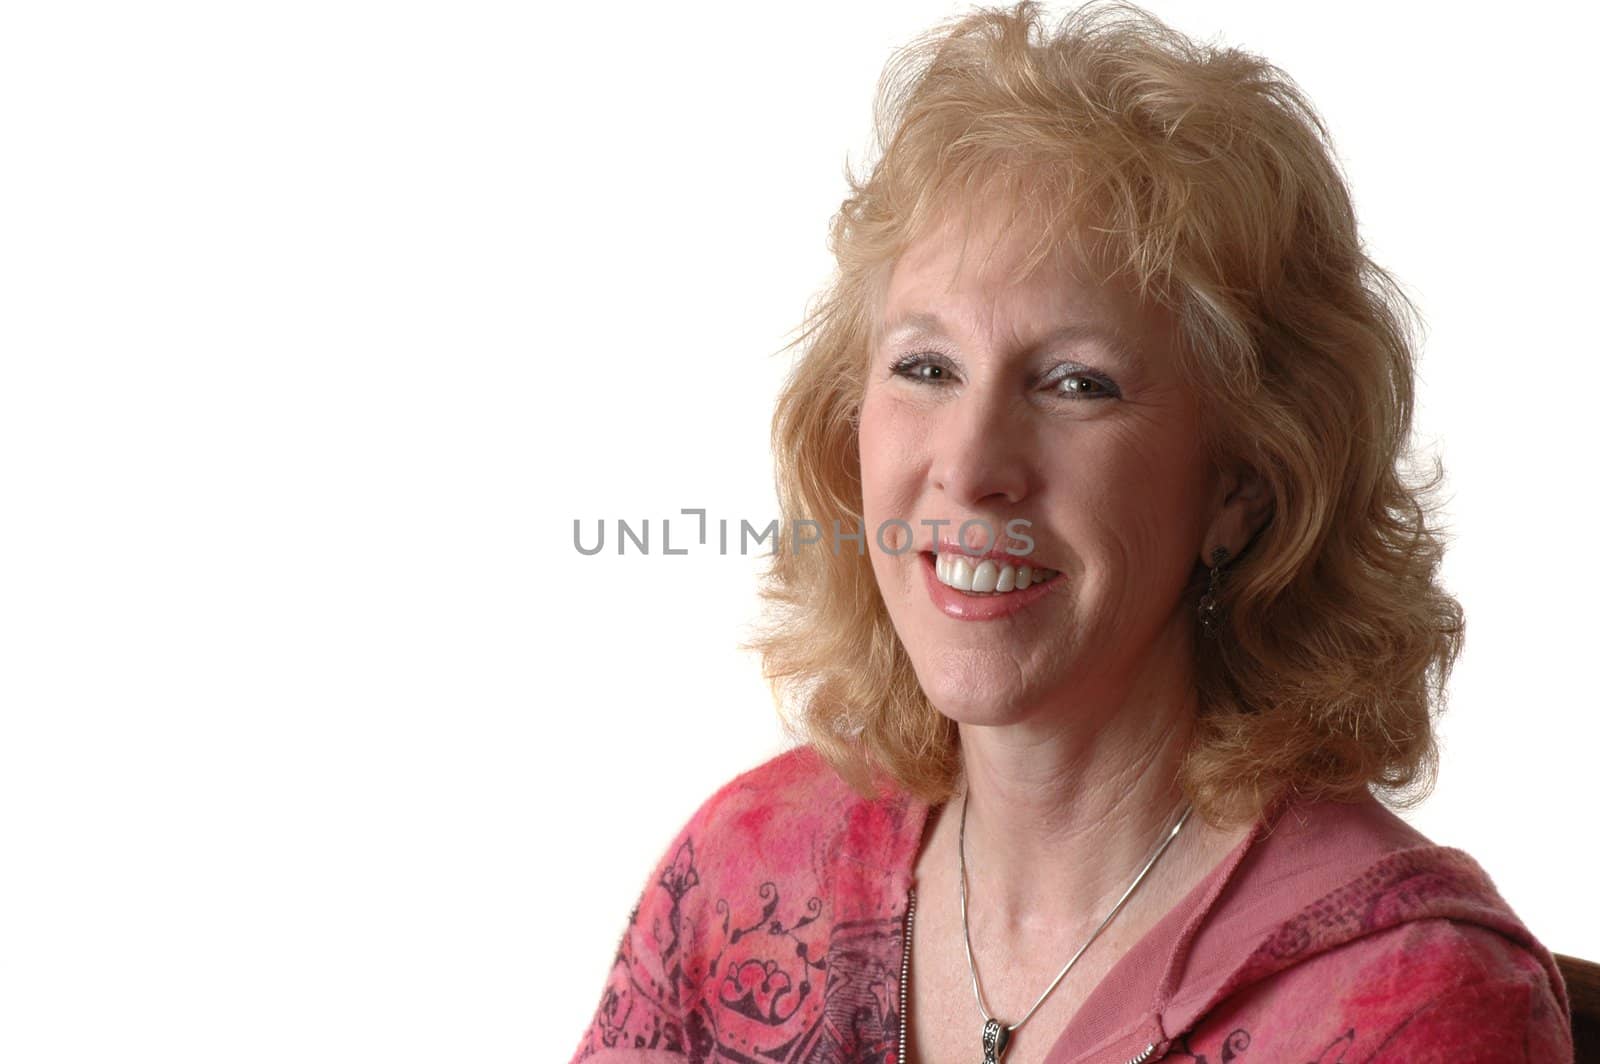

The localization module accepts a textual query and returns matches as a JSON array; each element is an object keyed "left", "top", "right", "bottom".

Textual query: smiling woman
[
  {"left": 860, "top": 200, "right": 1256, "bottom": 734},
  {"left": 567, "top": 3, "right": 1574, "bottom": 1062}
]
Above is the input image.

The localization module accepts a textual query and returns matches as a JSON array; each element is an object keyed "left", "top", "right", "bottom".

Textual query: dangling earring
[{"left": 1198, "top": 546, "right": 1229, "bottom": 639}]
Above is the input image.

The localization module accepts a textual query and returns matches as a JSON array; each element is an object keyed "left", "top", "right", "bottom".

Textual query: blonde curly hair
[{"left": 744, "top": 0, "right": 1464, "bottom": 830}]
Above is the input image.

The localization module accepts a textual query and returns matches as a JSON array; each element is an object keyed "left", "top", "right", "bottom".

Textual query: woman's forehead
[
  {"left": 878, "top": 214, "right": 1164, "bottom": 338},
  {"left": 889, "top": 190, "right": 1126, "bottom": 299}
]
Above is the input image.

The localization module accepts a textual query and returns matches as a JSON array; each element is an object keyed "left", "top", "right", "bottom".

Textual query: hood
[
  {"left": 1038, "top": 788, "right": 1573, "bottom": 1063},
  {"left": 1159, "top": 793, "right": 1570, "bottom": 1035}
]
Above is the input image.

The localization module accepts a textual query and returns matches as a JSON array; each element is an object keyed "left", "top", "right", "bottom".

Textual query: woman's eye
[
  {"left": 889, "top": 353, "right": 954, "bottom": 383},
  {"left": 1055, "top": 374, "right": 1109, "bottom": 397},
  {"left": 1047, "top": 369, "right": 1119, "bottom": 400},
  {"left": 888, "top": 354, "right": 1118, "bottom": 400}
]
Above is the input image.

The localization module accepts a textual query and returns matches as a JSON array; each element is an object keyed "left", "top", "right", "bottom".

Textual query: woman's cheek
[{"left": 858, "top": 393, "right": 908, "bottom": 501}]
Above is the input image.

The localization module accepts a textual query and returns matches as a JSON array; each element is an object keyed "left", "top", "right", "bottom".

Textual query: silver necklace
[{"left": 958, "top": 792, "right": 1195, "bottom": 1064}]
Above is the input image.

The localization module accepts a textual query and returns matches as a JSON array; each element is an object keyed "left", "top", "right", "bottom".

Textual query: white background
[{"left": 2, "top": 2, "right": 1596, "bottom": 1061}]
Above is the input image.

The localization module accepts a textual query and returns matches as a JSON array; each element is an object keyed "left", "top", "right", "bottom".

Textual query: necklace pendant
[{"left": 981, "top": 1018, "right": 1012, "bottom": 1064}]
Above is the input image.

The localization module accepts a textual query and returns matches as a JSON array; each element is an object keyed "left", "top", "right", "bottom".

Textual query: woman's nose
[{"left": 929, "top": 382, "right": 1031, "bottom": 508}]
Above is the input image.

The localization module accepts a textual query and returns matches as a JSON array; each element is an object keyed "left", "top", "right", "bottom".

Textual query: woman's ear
[{"left": 1203, "top": 464, "right": 1273, "bottom": 564}]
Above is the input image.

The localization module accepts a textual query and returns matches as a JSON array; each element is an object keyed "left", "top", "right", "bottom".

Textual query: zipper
[
  {"left": 899, "top": 887, "right": 917, "bottom": 1064},
  {"left": 897, "top": 886, "right": 1159, "bottom": 1064}
]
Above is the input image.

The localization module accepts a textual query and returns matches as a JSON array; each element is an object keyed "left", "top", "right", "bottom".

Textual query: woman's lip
[
  {"left": 928, "top": 538, "right": 1046, "bottom": 569},
  {"left": 919, "top": 551, "right": 1063, "bottom": 621}
]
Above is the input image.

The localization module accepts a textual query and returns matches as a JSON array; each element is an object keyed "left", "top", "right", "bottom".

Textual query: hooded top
[{"left": 569, "top": 746, "right": 1573, "bottom": 1064}]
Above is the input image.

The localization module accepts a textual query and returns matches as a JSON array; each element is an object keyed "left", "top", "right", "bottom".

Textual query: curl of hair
[{"left": 742, "top": 0, "right": 1464, "bottom": 831}]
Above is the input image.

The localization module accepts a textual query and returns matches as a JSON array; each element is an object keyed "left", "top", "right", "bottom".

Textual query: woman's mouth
[
  {"left": 931, "top": 551, "right": 1060, "bottom": 594},
  {"left": 920, "top": 550, "right": 1064, "bottom": 622}
]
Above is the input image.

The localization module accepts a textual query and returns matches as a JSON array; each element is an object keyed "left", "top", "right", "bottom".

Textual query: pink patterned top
[{"left": 570, "top": 746, "right": 1573, "bottom": 1063}]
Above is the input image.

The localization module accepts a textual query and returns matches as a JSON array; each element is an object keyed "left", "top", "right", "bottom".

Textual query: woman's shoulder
[
  {"left": 568, "top": 745, "right": 924, "bottom": 1064},
  {"left": 658, "top": 744, "right": 929, "bottom": 920},
  {"left": 1177, "top": 895, "right": 1574, "bottom": 1062},
  {"left": 672, "top": 744, "right": 913, "bottom": 863},
  {"left": 688, "top": 744, "right": 861, "bottom": 822},
  {"left": 1162, "top": 793, "right": 1574, "bottom": 1062}
]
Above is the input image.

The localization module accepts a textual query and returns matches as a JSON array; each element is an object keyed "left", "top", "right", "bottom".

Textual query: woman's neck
[{"left": 947, "top": 678, "right": 1214, "bottom": 935}]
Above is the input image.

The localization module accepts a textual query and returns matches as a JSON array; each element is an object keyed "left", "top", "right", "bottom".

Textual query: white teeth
[{"left": 933, "top": 553, "right": 1057, "bottom": 594}]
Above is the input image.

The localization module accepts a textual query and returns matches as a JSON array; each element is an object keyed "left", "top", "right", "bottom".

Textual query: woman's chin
[
  {"left": 908, "top": 645, "right": 1067, "bottom": 722},
  {"left": 919, "top": 678, "right": 1045, "bottom": 729}
]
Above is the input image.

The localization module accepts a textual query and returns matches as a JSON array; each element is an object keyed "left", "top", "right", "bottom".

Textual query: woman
[{"left": 569, "top": 3, "right": 1572, "bottom": 1061}]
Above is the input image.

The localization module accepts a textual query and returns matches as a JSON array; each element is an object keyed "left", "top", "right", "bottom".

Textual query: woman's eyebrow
[
  {"left": 881, "top": 311, "right": 948, "bottom": 343},
  {"left": 881, "top": 311, "right": 1139, "bottom": 362}
]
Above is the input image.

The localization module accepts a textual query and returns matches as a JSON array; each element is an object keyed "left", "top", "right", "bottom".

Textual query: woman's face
[{"left": 858, "top": 203, "right": 1230, "bottom": 727}]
